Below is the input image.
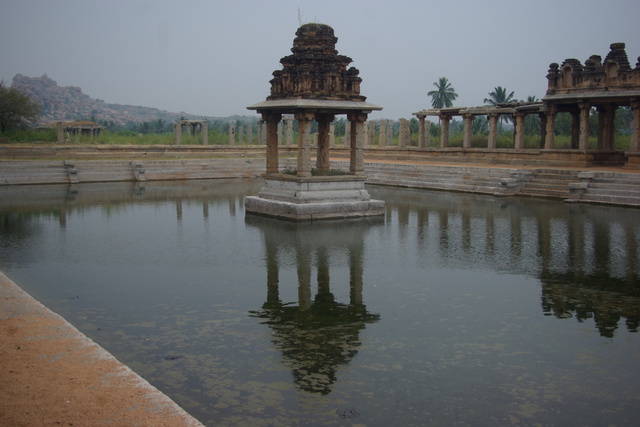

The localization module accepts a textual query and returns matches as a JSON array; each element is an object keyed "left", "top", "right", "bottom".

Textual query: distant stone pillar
[
  {"left": 417, "top": 115, "right": 426, "bottom": 149},
  {"left": 630, "top": 101, "right": 640, "bottom": 152},
  {"left": 246, "top": 121, "right": 253, "bottom": 144},
  {"left": 257, "top": 119, "right": 265, "bottom": 144},
  {"left": 487, "top": 114, "right": 498, "bottom": 149},
  {"left": 56, "top": 121, "right": 64, "bottom": 143},
  {"left": 228, "top": 125, "right": 236, "bottom": 145},
  {"left": 514, "top": 112, "right": 525, "bottom": 150},
  {"left": 439, "top": 114, "right": 451, "bottom": 148},
  {"left": 544, "top": 105, "right": 556, "bottom": 149},
  {"left": 277, "top": 121, "right": 283, "bottom": 146},
  {"left": 316, "top": 114, "right": 334, "bottom": 172},
  {"left": 343, "top": 121, "right": 351, "bottom": 145},
  {"left": 348, "top": 111, "right": 368, "bottom": 176},
  {"left": 295, "top": 111, "right": 314, "bottom": 177},
  {"left": 399, "top": 118, "right": 409, "bottom": 148},
  {"left": 264, "top": 113, "right": 281, "bottom": 174},
  {"left": 284, "top": 116, "right": 294, "bottom": 146},
  {"left": 329, "top": 124, "right": 335, "bottom": 146},
  {"left": 462, "top": 114, "right": 473, "bottom": 148},
  {"left": 238, "top": 126, "right": 244, "bottom": 144},
  {"left": 579, "top": 102, "right": 591, "bottom": 150},
  {"left": 368, "top": 121, "right": 376, "bottom": 146},
  {"left": 174, "top": 122, "right": 182, "bottom": 145},
  {"left": 378, "top": 120, "right": 386, "bottom": 147},
  {"left": 201, "top": 121, "right": 208, "bottom": 145},
  {"left": 386, "top": 120, "right": 393, "bottom": 146}
]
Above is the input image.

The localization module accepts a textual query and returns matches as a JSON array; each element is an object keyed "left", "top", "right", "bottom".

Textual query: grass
[{"left": 1, "top": 129, "right": 632, "bottom": 151}]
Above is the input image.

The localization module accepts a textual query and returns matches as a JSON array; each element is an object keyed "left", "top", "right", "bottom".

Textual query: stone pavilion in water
[{"left": 246, "top": 23, "right": 384, "bottom": 220}]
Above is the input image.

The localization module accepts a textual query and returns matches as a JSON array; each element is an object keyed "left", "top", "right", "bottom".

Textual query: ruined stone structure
[
  {"left": 414, "top": 43, "right": 640, "bottom": 167},
  {"left": 174, "top": 120, "right": 208, "bottom": 145},
  {"left": 543, "top": 42, "right": 640, "bottom": 155},
  {"left": 246, "top": 23, "right": 384, "bottom": 220}
]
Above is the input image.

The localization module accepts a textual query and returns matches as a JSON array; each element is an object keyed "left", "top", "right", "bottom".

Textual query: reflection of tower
[{"left": 246, "top": 216, "right": 381, "bottom": 394}]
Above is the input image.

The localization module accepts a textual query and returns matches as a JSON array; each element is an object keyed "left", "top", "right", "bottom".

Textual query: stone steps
[
  {"left": 356, "top": 162, "right": 513, "bottom": 195},
  {"left": 0, "top": 159, "right": 265, "bottom": 185},
  {"left": 517, "top": 169, "right": 577, "bottom": 199}
]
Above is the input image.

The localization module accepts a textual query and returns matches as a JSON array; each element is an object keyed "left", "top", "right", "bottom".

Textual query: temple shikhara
[{"left": 246, "top": 23, "right": 384, "bottom": 220}]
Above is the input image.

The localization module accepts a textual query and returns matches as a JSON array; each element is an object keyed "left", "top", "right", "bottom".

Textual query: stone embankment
[{"left": 2, "top": 145, "right": 640, "bottom": 207}]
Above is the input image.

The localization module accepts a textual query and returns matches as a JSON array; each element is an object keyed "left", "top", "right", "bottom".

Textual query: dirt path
[{"left": 0, "top": 271, "right": 203, "bottom": 426}]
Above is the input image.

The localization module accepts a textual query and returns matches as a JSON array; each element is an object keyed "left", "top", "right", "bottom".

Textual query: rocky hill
[{"left": 11, "top": 74, "right": 219, "bottom": 126}]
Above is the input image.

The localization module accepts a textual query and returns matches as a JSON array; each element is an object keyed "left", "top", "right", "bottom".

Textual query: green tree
[
  {"left": 0, "top": 81, "right": 41, "bottom": 132},
  {"left": 524, "top": 95, "right": 541, "bottom": 135},
  {"left": 484, "top": 86, "right": 516, "bottom": 128},
  {"left": 427, "top": 77, "right": 458, "bottom": 109}
]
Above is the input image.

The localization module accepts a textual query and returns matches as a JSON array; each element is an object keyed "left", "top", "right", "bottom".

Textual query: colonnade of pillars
[
  {"left": 417, "top": 101, "right": 640, "bottom": 152},
  {"left": 261, "top": 110, "right": 369, "bottom": 177},
  {"left": 174, "top": 120, "right": 208, "bottom": 145}
]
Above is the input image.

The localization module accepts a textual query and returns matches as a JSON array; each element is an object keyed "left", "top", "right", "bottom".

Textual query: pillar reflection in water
[
  {"left": 246, "top": 216, "right": 382, "bottom": 395},
  {"left": 373, "top": 186, "right": 640, "bottom": 339}
]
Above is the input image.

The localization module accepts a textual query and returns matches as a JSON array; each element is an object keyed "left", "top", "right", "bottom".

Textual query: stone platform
[{"left": 245, "top": 174, "right": 385, "bottom": 220}]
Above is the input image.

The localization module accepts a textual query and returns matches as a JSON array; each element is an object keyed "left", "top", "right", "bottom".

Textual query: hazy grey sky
[{"left": 2, "top": 0, "right": 639, "bottom": 120}]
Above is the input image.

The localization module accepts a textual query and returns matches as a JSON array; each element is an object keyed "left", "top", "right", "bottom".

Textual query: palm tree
[
  {"left": 428, "top": 77, "right": 458, "bottom": 109},
  {"left": 484, "top": 86, "right": 516, "bottom": 128}
]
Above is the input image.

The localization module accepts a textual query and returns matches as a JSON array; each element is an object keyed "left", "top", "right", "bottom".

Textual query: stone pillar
[
  {"left": 264, "top": 113, "right": 281, "bottom": 174},
  {"left": 570, "top": 110, "right": 580, "bottom": 149},
  {"left": 579, "top": 102, "right": 591, "bottom": 150},
  {"left": 348, "top": 111, "right": 368, "bottom": 176},
  {"left": 487, "top": 114, "right": 498, "bottom": 149},
  {"left": 417, "top": 115, "right": 426, "bottom": 149},
  {"left": 246, "top": 121, "right": 253, "bottom": 144},
  {"left": 386, "top": 119, "right": 393, "bottom": 146},
  {"left": 539, "top": 114, "right": 547, "bottom": 149},
  {"left": 462, "top": 114, "right": 473, "bottom": 148},
  {"left": 378, "top": 120, "right": 386, "bottom": 147},
  {"left": 228, "top": 125, "right": 235, "bottom": 145},
  {"left": 284, "top": 116, "right": 294, "bottom": 146},
  {"left": 56, "top": 121, "right": 64, "bottom": 143},
  {"left": 329, "top": 124, "right": 335, "bottom": 146},
  {"left": 257, "top": 119, "right": 265, "bottom": 145},
  {"left": 598, "top": 104, "right": 616, "bottom": 151},
  {"left": 295, "top": 111, "right": 314, "bottom": 177},
  {"left": 277, "top": 121, "right": 283, "bottom": 146},
  {"left": 439, "top": 114, "right": 451, "bottom": 148},
  {"left": 544, "top": 105, "right": 556, "bottom": 149},
  {"left": 175, "top": 122, "right": 182, "bottom": 145},
  {"left": 399, "top": 118, "right": 409, "bottom": 148},
  {"left": 363, "top": 120, "right": 369, "bottom": 147},
  {"left": 514, "top": 112, "right": 525, "bottom": 150},
  {"left": 238, "top": 126, "right": 244, "bottom": 145},
  {"left": 343, "top": 121, "right": 351, "bottom": 146},
  {"left": 368, "top": 121, "right": 376, "bottom": 146},
  {"left": 316, "top": 113, "right": 334, "bottom": 172},
  {"left": 202, "top": 121, "right": 208, "bottom": 145},
  {"left": 630, "top": 100, "right": 640, "bottom": 152}
]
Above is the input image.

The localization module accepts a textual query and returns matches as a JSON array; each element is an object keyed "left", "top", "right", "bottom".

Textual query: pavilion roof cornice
[{"left": 248, "top": 98, "right": 382, "bottom": 114}]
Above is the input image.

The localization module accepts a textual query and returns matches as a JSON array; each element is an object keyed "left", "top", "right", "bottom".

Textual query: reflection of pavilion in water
[
  {"left": 246, "top": 216, "right": 381, "bottom": 394},
  {"left": 374, "top": 186, "right": 640, "bottom": 338}
]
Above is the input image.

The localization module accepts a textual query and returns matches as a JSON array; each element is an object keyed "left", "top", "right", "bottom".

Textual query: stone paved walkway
[{"left": 0, "top": 271, "right": 203, "bottom": 426}]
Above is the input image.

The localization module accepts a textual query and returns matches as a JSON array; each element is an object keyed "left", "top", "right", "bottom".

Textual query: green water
[{"left": 1, "top": 179, "right": 638, "bottom": 426}]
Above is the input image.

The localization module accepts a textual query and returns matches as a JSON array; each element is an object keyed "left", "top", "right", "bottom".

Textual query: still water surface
[{"left": 1, "top": 179, "right": 639, "bottom": 426}]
